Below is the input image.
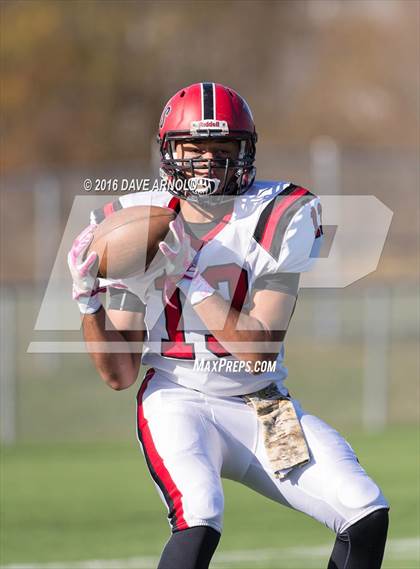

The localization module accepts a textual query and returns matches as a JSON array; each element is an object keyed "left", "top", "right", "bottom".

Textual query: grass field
[
  {"left": 1, "top": 426, "right": 419, "bottom": 569},
  {"left": 5, "top": 288, "right": 418, "bottom": 567}
]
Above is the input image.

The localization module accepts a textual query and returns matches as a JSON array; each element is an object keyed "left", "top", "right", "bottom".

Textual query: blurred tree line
[{"left": 1, "top": 0, "right": 418, "bottom": 175}]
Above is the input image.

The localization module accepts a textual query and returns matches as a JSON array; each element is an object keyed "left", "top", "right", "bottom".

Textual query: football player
[{"left": 68, "top": 83, "right": 389, "bottom": 569}]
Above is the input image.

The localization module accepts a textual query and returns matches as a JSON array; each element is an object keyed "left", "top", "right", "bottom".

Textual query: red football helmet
[{"left": 158, "top": 82, "right": 257, "bottom": 200}]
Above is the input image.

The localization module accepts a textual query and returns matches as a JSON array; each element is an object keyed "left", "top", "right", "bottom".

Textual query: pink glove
[
  {"left": 159, "top": 216, "right": 215, "bottom": 307},
  {"left": 158, "top": 216, "right": 196, "bottom": 306},
  {"left": 67, "top": 225, "right": 107, "bottom": 314},
  {"left": 177, "top": 265, "right": 216, "bottom": 307},
  {"left": 159, "top": 216, "right": 197, "bottom": 279}
]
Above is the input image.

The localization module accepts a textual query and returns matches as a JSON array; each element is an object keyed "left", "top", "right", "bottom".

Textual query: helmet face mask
[{"left": 158, "top": 83, "right": 257, "bottom": 202}]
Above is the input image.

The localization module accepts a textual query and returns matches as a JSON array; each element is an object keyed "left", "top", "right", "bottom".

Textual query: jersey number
[{"left": 155, "top": 264, "right": 249, "bottom": 359}]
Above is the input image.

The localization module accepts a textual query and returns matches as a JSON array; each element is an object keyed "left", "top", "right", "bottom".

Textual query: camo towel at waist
[{"left": 241, "top": 383, "right": 310, "bottom": 479}]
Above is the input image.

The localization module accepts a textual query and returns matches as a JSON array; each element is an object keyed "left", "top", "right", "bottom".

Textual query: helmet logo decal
[{"left": 159, "top": 105, "right": 171, "bottom": 129}]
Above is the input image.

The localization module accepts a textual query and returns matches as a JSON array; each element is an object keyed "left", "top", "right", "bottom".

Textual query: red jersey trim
[{"left": 253, "top": 185, "right": 315, "bottom": 259}]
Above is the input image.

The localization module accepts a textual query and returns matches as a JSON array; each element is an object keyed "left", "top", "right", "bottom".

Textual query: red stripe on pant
[{"left": 137, "top": 369, "right": 188, "bottom": 531}]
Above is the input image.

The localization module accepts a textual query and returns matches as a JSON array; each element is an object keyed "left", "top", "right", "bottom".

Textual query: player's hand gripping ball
[
  {"left": 67, "top": 225, "right": 109, "bottom": 313},
  {"left": 68, "top": 225, "right": 130, "bottom": 313},
  {"left": 158, "top": 216, "right": 201, "bottom": 306},
  {"left": 159, "top": 216, "right": 198, "bottom": 279}
]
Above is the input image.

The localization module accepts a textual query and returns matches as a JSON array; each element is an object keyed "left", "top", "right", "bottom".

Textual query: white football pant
[{"left": 136, "top": 369, "right": 389, "bottom": 535}]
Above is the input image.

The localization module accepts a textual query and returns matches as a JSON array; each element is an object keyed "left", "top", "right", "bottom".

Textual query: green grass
[
  {"left": 1, "top": 426, "right": 419, "bottom": 568},
  {"left": 8, "top": 291, "right": 419, "bottom": 566}
]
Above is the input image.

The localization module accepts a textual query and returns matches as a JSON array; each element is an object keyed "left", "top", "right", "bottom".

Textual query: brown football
[{"left": 87, "top": 205, "right": 176, "bottom": 279}]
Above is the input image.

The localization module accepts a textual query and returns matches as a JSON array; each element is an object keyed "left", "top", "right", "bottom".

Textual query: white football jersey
[{"left": 91, "top": 181, "right": 323, "bottom": 396}]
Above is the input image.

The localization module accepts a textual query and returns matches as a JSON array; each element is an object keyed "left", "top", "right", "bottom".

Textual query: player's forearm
[
  {"left": 82, "top": 307, "right": 141, "bottom": 390},
  {"left": 192, "top": 292, "right": 279, "bottom": 367}
]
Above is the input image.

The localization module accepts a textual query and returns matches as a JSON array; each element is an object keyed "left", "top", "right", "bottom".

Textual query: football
[{"left": 87, "top": 205, "right": 176, "bottom": 279}]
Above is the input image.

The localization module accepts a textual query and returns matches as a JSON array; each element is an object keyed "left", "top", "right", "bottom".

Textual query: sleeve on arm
[
  {"left": 253, "top": 186, "right": 323, "bottom": 274},
  {"left": 108, "top": 287, "right": 146, "bottom": 313},
  {"left": 90, "top": 199, "right": 122, "bottom": 225},
  {"left": 276, "top": 197, "right": 323, "bottom": 273},
  {"left": 253, "top": 272, "right": 300, "bottom": 295}
]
